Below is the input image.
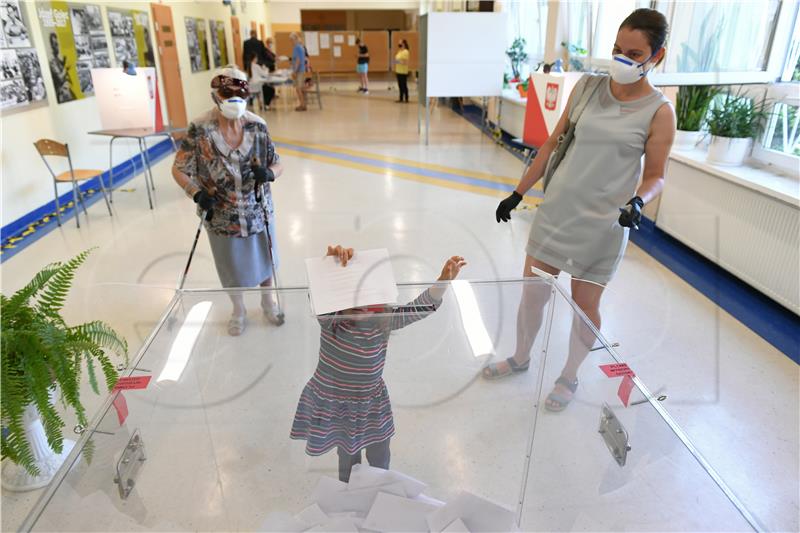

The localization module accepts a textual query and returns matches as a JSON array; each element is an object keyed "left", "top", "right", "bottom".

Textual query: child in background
[{"left": 291, "top": 245, "right": 466, "bottom": 482}]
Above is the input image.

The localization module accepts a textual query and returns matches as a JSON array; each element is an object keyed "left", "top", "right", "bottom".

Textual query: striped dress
[{"left": 291, "top": 289, "right": 441, "bottom": 456}]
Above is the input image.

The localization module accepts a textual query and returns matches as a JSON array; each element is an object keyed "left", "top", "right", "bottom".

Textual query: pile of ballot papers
[{"left": 259, "top": 465, "right": 517, "bottom": 532}]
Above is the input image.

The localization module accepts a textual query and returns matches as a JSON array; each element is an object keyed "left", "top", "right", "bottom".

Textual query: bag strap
[{"left": 568, "top": 74, "right": 603, "bottom": 124}]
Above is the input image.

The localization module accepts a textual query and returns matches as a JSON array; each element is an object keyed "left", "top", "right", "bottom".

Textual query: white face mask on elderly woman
[
  {"left": 609, "top": 52, "right": 656, "bottom": 85},
  {"left": 217, "top": 96, "right": 247, "bottom": 120}
]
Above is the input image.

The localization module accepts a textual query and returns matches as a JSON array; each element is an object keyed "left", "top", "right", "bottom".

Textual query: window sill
[
  {"left": 669, "top": 147, "right": 800, "bottom": 207},
  {"left": 501, "top": 89, "right": 527, "bottom": 106}
]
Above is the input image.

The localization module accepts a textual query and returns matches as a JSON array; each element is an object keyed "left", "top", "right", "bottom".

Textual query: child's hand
[
  {"left": 326, "top": 245, "right": 354, "bottom": 266},
  {"left": 438, "top": 256, "right": 466, "bottom": 281}
]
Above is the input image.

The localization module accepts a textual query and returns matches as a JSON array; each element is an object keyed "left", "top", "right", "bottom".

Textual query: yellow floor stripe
[
  {"left": 279, "top": 147, "right": 541, "bottom": 207},
  {"left": 273, "top": 136, "right": 536, "bottom": 189}
]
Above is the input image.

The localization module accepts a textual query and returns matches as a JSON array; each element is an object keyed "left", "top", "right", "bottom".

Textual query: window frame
[{"left": 751, "top": 82, "right": 800, "bottom": 173}]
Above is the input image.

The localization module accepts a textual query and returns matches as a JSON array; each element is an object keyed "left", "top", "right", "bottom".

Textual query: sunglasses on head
[{"left": 211, "top": 75, "right": 249, "bottom": 99}]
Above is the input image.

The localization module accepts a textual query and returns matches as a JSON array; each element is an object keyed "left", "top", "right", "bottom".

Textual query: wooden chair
[
  {"left": 305, "top": 71, "right": 323, "bottom": 110},
  {"left": 34, "top": 139, "right": 112, "bottom": 228}
]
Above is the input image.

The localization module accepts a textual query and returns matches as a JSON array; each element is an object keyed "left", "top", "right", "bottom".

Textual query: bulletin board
[
  {"left": 391, "top": 31, "right": 418, "bottom": 72},
  {"left": 361, "top": 31, "right": 388, "bottom": 73}
]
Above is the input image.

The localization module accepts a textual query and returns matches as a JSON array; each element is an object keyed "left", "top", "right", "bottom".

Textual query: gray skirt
[{"left": 207, "top": 221, "right": 279, "bottom": 288}]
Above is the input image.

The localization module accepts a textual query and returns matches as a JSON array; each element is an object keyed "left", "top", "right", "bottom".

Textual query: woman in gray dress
[
  {"left": 484, "top": 9, "right": 676, "bottom": 411},
  {"left": 172, "top": 66, "right": 284, "bottom": 336}
]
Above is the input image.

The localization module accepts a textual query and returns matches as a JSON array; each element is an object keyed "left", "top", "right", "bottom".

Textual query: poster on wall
[
  {"left": 185, "top": 17, "right": 209, "bottom": 72},
  {"left": 209, "top": 20, "right": 227, "bottom": 68},
  {"left": 108, "top": 8, "right": 154, "bottom": 68},
  {"left": 0, "top": 0, "right": 47, "bottom": 110},
  {"left": 36, "top": 1, "right": 109, "bottom": 103}
]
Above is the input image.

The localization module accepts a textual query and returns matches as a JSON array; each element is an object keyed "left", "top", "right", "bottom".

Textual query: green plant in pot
[
  {"left": 1, "top": 249, "right": 127, "bottom": 491},
  {"left": 706, "top": 89, "right": 771, "bottom": 166},
  {"left": 675, "top": 85, "right": 719, "bottom": 150},
  {"left": 506, "top": 37, "right": 528, "bottom": 82}
]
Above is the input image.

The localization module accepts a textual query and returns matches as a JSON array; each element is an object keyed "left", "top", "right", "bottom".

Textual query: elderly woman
[{"left": 172, "top": 65, "right": 284, "bottom": 336}]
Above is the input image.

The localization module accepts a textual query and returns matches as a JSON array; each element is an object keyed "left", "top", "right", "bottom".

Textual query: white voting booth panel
[
  {"left": 424, "top": 12, "right": 507, "bottom": 98},
  {"left": 90, "top": 67, "right": 157, "bottom": 130}
]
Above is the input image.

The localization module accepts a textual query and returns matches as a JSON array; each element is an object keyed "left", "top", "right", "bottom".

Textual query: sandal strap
[
  {"left": 555, "top": 376, "right": 578, "bottom": 393},
  {"left": 507, "top": 357, "right": 530, "bottom": 371}
]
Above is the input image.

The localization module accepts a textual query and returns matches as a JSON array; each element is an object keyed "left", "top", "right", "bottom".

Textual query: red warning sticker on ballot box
[{"left": 113, "top": 375, "right": 152, "bottom": 391}]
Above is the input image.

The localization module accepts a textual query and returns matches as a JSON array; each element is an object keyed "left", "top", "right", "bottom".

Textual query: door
[
  {"left": 231, "top": 16, "right": 243, "bottom": 69},
  {"left": 259, "top": 23, "right": 265, "bottom": 41},
  {"left": 151, "top": 3, "right": 187, "bottom": 128}
]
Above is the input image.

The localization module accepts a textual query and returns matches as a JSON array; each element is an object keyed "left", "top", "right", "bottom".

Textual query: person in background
[
  {"left": 485, "top": 9, "right": 675, "bottom": 414},
  {"left": 264, "top": 37, "right": 277, "bottom": 71},
  {"left": 290, "top": 32, "right": 307, "bottom": 111},
  {"left": 249, "top": 57, "right": 275, "bottom": 110},
  {"left": 394, "top": 39, "right": 410, "bottom": 103},
  {"left": 355, "top": 38, "right": 369, "bottom": 94},
  {"left": 171, "top": 66, "right": 284, "bottom": 336},
  {"left": 243, "top": 30, "right": 267, "bottom": 68}
]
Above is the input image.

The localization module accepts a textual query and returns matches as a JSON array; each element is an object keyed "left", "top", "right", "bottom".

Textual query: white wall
[
  {"left": 268, "top": 0, "right": 420, "bottom": 25},
  {"left": 1, "top": 0, "right": 269, "bottom": 227}
]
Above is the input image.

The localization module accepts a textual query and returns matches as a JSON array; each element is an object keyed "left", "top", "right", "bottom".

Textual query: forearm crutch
[{"left": 253, "top": 157, "right": 285, "bottom": 325}]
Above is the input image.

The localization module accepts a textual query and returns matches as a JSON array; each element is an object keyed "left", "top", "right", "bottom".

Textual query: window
[
  {"left": 752, "top": 83, "right": 800, "bottom": 173},
  {"left": 504, "top": 0, "right": 549, "bottom": 66},
  {"left": 651, "top": 0, "right": 796, "bottom": 85}
]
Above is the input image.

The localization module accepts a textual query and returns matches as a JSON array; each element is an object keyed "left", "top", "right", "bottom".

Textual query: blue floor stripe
[
  {"left": 1, "top": 139, "right": 175, "bottom": 263},
  {"left": 275, "top": 141, "right": 543, "bottom": 200}
]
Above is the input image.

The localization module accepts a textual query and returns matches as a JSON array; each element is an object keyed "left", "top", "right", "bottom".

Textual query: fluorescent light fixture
[
  {"left": 451, "top": 280, "right": 494, "bottom": 358},
  {"left": 157, "top": 301, "right": 212, "bottom": 382}
]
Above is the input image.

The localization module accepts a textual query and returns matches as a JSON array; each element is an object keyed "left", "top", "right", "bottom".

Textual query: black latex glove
[
  {"left": 618, "top": 196, "right": 644, "bottom": 230},
  {"left": 193, "top": 190, "right": 217, "bottom": 221},
  {"left": 496, "top": 191, "right": 523, "bottom": 223},
  {"left": 253, "top": 165, "right": 275, "bottom": 187}
]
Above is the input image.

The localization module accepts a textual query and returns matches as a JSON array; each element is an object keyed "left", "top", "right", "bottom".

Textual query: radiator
[{"left": 657, "top": 157, "right": 800, "bottom": 315}]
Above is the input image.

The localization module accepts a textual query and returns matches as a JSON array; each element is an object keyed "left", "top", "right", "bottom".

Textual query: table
[{"left": 89, "top": 126, "right": 187, "bottom": 209}]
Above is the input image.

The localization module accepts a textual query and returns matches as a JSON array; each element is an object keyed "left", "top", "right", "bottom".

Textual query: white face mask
[
  {"left": 217, "top": 96, "right": 247, "bottom": 120},
  {"left": 610, "top": 53, "right": 655, "bottom": 85}
]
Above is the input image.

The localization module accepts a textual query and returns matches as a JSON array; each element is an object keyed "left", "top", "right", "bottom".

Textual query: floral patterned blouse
[{"left": 175, "top": 109, "right": 281, "bottom": 238}]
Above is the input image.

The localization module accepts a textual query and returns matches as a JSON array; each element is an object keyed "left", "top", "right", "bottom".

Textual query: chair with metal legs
[{"left": 34, "top": 139, "right": 113, "bottom": 228}]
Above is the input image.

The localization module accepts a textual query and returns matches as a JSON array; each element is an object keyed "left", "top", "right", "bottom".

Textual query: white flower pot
[
  {"left": 1, "top": 398, "right": 76, "bottom": 492},
  {"left": 674, "top": 129, "right": 703, "bottom": 150},
  {"left": 706, "top": 136, "right": 753, "bottom": 166}
]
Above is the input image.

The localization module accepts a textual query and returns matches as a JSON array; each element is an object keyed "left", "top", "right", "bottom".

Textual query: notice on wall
[
  {"left": 107, "top": 8, "right": 155, "bottom": 68},
  {"left": 0, "top": 0, "right": 47, "bottom": 110},
  {"left": 319, "top": 33, "right": 330, "bottom": 50},
  {"left": 333, "top": 45, "right": 341, "bottom": 58},
  {"left": 209, "top": 20, "right": 228, "bottom": 68},
  {"left": 333, "top": 34, "right": 343, "bottom": 44},
  {"left": 304, "top": 31, "right": 319, "bottom": 57},
  {"left": 37, "top": 1, "right": 109, "bottom": 103},
  {"left": 347, "top": 35, "right": 355, "bottom": 47},
  {"left": 185, "top": 17, "right": 209, "bottom": 72}
]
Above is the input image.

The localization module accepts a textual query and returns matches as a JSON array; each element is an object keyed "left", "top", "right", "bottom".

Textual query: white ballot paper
[
  {"left": 426, "top": 491, "right": 517, "bottom": 533},
  {"left": 362, "top": 492, "right": 439, "bottom": 532},
  {"left": 305, "top": 249, "right": 398, "bottom": 315},
  {"left": 348, "top": 464, "right": 427, "bottom": 498},
  {"left": 259, "top": 511, "right": 307, "bottom": 532},
  {"left": 295, "top": 503, "right": 329, "bottom": 528},
  {"left": 312, "top": 475, "right": 406, "bottom": 515}
]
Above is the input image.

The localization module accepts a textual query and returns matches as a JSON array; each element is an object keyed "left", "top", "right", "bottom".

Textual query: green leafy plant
[
  {"left": 506, "top": 37, "right": 528, "bottom": 81},
  {"left": 676, "top": 85, "right": 720, "bottom": 131},
  {"left": 707, "top": 89, "right": 771, "bottom": 139},
  {"left": 1, "top": 249, "right": 127, "bottom": 476},
  {"left": 561, "top": 41, "right": 587, "bottom": 72}
]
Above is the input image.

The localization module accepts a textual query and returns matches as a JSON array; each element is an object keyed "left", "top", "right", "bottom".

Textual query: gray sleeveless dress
[{"left": 526, "top": 74, "right": 671, "bottom": 284}]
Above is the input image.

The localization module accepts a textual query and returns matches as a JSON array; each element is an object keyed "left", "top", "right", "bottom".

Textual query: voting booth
[
  {"left": 17, "top": 255, "right": 762, "bottom": 532},
  {"left": 90, "top": 67, "right": 159, "bottom": 130}
]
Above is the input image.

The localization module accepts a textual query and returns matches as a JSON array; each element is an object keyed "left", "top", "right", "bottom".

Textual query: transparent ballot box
[{"left": 20, "top": 279, "right": 760, "bottom": 532}]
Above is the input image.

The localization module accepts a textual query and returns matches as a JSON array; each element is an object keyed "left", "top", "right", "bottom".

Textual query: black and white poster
[
  {"left": 1, "top": 0, "right": 31, "bottom": 48},
  {"left": 0, "top": 0, "right": 46, "bottom": 109},
  {"left": 185, "top": 17, "right": 209, "bottom": 72},
  {"left": 108, "top": 8, "right": 154, "bottom": 67}
]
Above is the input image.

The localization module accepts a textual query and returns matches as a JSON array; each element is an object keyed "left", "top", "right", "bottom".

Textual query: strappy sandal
[
  {"left": 482, "top": 357, "right": 530, "bottom": 380},
  {"left": 261, "top": 299, "right": 285, "bottom": 326},
  {"left": 228, "top": 314, "right": 246, "bottom": 336},
  {"left": 544, "top": 376, "right": 579, "bottom": 412}
]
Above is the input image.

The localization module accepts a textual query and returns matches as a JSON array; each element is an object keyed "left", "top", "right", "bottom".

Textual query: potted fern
[
  {"left": 675, "top": 85, "right": 719, "bottom": 150},
  {"left": 706, "top": 89, "right": 770, "bottom": 166},
  {"left": 1, "top": 249, "right": 127, "bottom": 491}
]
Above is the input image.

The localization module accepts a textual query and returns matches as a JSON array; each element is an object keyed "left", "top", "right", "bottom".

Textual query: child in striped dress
[{"left": 291, "top": 245, "right": 466, "bottom": 482}]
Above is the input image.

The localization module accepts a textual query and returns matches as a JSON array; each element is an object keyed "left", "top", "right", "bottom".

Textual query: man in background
[
  {"left": 290, "top": 32, "right": 306, "bottom": 111},
  {"left": 243, "top": 29, "right": 266, "bottom": 68}
]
